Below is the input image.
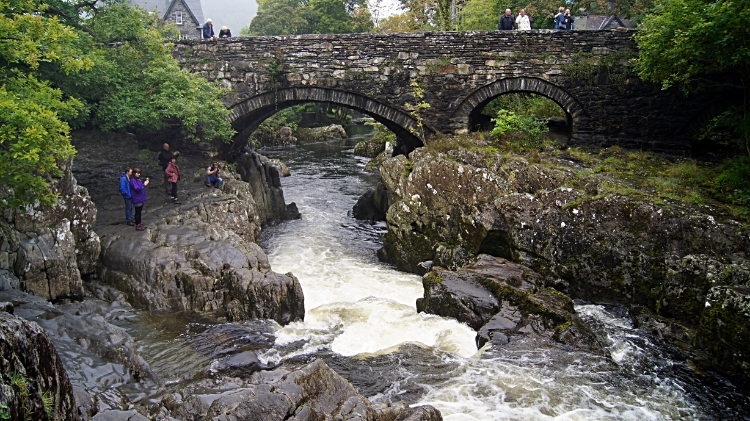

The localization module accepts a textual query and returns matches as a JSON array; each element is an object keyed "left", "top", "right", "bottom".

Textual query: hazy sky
[{"left": 202, "top": 0, "right": 258, "bottom": 35}]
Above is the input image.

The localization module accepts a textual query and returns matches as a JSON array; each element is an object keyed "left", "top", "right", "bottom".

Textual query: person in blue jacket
[
  {"left": 202, "top": 18, "right": 216, "bottom": 40},
  {"left": 120, "top": 167, "right": 134, "bottom": 226}
]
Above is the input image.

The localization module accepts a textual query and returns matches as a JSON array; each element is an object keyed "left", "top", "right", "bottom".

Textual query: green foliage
[
  {"left": 482, "top": 93, "right": 565, "bottom": 119},
  {"left": 635, "top": 0, "right": 750, "bottom": 154},
  {"left": 242, "top": 0, "right": 372, "bottom": 35},
  {"left": 405, "top": 80, "right": 430, "bottom": 144},
  {"left": 1, "top": 0, "right": 235, "bottom": 208},
  {"left": 490, "top": 109, "right": 549, "bottom": 150},
  {"left": 61, "top": 1, "right": 235, "bottom": 142},
  {"left": 377, "top": 0, "right": 453, "bottom": 31},
  {"left": 0, "top": 0, "right": 90, "bottom": 208}
]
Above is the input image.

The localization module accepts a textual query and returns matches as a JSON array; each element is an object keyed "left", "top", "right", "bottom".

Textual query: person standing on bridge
[
  {"left": 563, "top": 9, "right": 574, "bottom": 30},
  {"left": 498, "top": 9, "right": 517, "bottom": 30},
  {"left": 516, "top": 9, "right": 531, "bottom": 30},
  {"left": 219, "top": 26, "right": 231, "bottom": 38},
  {"left": 554, "top": 7, "right": 565, "bottom": 29},
  {"left": 203, "top": 18, "right": 216, "bottom": 40}
]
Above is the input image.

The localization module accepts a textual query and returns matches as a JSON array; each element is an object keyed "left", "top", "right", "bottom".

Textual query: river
[
  {"left": 53, "top": 127, "right": 750, "bottom": 419},
  {"left": 255, "top": 127, "right": 750, "bottom": 421}
]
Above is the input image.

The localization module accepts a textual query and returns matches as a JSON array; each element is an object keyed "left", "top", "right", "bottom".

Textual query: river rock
[
  {"left": 352, "top": 182, "right": 391, "bottom": 221},
  {"left": 167, "top": 359, "right": 442, "bottom": 421},
  {"left": 0, "top": 311, "right": 79, "bottom": 421},
  {"left": 353, "top": 139, "right": 386, "bottom": 158},
  {"left": 418, "top": 254, "right": 600, "bottom": 351},
  {"left": 0, "top": 156, "right": 100, "bottom": 301},
  {"left": 0, "top": 288, "right": 157, "bottom": 385},
  {"left": 270, "top": 159, "right": 291, "bottom": 177},
  {"left": 376, "top": 146, "right": 750, "bottom": 378}
]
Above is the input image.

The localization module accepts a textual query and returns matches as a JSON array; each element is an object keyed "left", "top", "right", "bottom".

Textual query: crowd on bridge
[
  {"left": 201, "top": 18, "right": 232, "bottom": 41},
  {"left": 498, "top": 7, "right": 573, "bottom": 30}
]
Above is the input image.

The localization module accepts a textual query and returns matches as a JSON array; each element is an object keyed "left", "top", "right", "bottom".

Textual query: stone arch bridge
[{"left": 174, "top": 30, "right": 723, "bottom": 156}]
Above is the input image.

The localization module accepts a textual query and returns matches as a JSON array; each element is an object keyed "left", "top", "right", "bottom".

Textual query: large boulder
[
  {"left": 352, "top": 182, "right": 391, "bottom": 221},
  {"left": 167, "top": 359, "right": 442, "bottom": 421},
  {"left": 354, "top": 139, "right": 386, "bottom": 158},
  {"left": 376, "top": 147, "right": 750, "bottom": 378},
  {"left": 0, "top": 156, "right": 100, "bottom": 301},
  {"left": 97, "top": 212, "right": 304, "bottom": 325},
  {"left": 418, "top": 254, "right": 601, "bottom": 352},
  {"left": 0, "top": 310, "right": 79, "bottom": 421}
]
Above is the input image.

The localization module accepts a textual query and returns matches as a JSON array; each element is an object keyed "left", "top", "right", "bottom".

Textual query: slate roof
[{"left": 128, "top": 0, "right": 205, "bottom": 25}]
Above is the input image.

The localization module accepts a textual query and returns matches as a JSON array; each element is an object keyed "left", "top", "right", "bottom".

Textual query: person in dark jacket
[
  {"left": 165, "top": 156, "right": 182, "bottom": 204},
  {"left": 120, "top": 167, "right": 134, "bottom": 226},
  {"left": 202, "top": 18, "right": 215, "bottom": 40},
  {"left": 157, "top": 143, "right": 179, "bottom": 195},
  {"left": 219, "top": 26, "right": 231, "bottom": 38},
  {"left": 498, "top": 9, "right": 517, "bottom": 30},
  {"left": 562, "top": 9, "right": 574, "bottom": 30},
  {"left": 129, "top": 168, "right": 149, "bottom": 231}
]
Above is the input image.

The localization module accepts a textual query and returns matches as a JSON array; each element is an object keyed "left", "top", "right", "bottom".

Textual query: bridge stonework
[{"left": 174, "top": 30, "right": 719, "bottom": 155}]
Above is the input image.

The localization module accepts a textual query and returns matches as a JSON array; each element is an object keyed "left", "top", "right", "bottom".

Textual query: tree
[
  {"left": 377, "top": 0, "right": 452, "bottom": 32},
  {"left": 1, "top": 0, "right": 236, "bottom": 208},
  {"left": 242, "top": 0, "right": 371, "bottom": 35},
  {"left": 0, "top": 0, "right": 91, "bottom": 208},
  {"left": 635, "top": 0, "right": 750, "bottom": 155}
]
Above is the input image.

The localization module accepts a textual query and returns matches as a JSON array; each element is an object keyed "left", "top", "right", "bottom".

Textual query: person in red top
[{"left": 165, "top": 156, "right": 182, "bottom": 204}]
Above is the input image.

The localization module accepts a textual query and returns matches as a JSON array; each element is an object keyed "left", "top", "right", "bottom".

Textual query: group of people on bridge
[
  {"left": 498, "top": 7, "right": 573, "bottom": 30},
  {"left": 202, "top": 18, "right": 232, "bottom": 41}
]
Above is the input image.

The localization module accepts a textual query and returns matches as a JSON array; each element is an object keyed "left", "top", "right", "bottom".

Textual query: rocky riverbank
[
  {"left": 0, "top": 130, "right": 441, "bottom": 420},
  {"left": 364, "top": 140, "right": 750, "bottom": 380}
]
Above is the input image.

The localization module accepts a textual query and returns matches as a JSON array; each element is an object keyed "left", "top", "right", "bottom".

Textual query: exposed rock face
[
  {"left": 377, "top": 147, "right": 750, "bottom": 378},
  {"left": 167, "top": 359, "right": 442, "bottom": 421},
  {"left": 354, "top": 139, "right": 386, "bottom": 158},
  {"left": 352, "top": 182, "right": 391, "bottom": 221},
  {"left": 0, "top": 157, "right": 100, "bottom": 301},
  {"left": 235, "top": 151, "right": 297, "bottom": 227},
  {"left": 0, "top": 310, "right": 80, "bottom": 421},
  {"left": 418, "top": 255, "right": 601, "bottom": 351},
  {"left": 270, "top": 159, "right": 292, "bottom": 177},
  {"left": 295, "top": 124, "right": 348, "bottom": 143}
]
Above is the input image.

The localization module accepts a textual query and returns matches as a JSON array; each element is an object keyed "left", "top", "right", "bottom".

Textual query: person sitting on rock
[
  {"left": 120, "top": 167, "right": 134, "bottom": 226},
  {"left": 157, "top": 143, "right": 179, "bottom": 195},
  {"left": 206, "top": 162, "right": 222, "bottom": 188},
  {"left": 165, "top": 156, "right": 182, "bottom": 204},
  {"left": 129, "top": 168, "right": 150, "bottom": 230}
]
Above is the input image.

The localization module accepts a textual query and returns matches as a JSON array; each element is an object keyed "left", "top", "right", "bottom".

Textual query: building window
[{"left": 175, "top": 11, "right": 183, "bottom": 25}]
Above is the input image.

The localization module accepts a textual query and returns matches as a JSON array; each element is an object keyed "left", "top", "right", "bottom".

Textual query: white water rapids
[{"left": 257, "top": 134, "right": 749, "bottom": 421}]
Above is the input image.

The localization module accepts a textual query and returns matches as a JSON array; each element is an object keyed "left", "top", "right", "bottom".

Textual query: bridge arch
[
  {"left": 452, "top": 77, "right": 585, "bottom": 135},
  {"left": 227, "top": 87, "right": 433, "bottom": 156}
]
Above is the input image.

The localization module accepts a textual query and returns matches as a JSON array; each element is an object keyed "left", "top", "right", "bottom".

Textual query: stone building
[{"left": 127, "top": 0, "right": 205, "bottom": 39}]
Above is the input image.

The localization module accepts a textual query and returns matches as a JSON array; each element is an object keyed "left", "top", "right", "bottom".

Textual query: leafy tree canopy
[
  {"left": 241, "top": 0, "right": 372, "bottom": 35},
  {"left": 1, "top": 0, "right": 235, "bottom": 208},
  {"left": 635, "top": 0, "right": 750, "bottom": 154}
]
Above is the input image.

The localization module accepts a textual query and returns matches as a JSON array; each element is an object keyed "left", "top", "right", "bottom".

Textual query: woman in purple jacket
[{"left": 129, "top": 168, "right": 150, "bottom": 231}]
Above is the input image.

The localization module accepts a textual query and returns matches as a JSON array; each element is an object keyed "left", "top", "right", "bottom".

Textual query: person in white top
[{"left": 516, "top": 9, "right": 531, "bottom": 30}]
